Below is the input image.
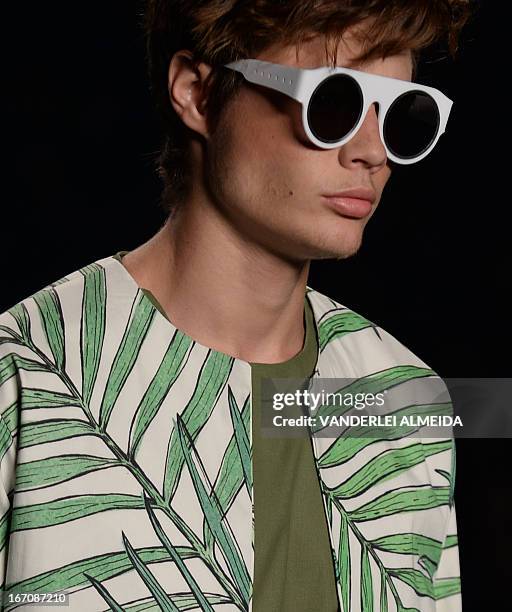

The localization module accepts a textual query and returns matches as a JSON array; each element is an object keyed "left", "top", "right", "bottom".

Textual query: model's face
[{"left": 205, "top": 30, "right": 413, "bottom": 261}]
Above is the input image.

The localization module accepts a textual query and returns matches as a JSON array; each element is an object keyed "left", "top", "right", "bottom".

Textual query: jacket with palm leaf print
[{"left": 0, "top": 254, "right": 461, "bottom": 611}]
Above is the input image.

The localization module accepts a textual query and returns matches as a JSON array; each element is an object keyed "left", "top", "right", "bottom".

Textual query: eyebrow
[{"left": 343, "top": 57, "right": 415, "bottom": 81}]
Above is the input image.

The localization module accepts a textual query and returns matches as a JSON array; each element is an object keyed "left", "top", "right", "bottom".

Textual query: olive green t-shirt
[
  {"left": 250, "top": 289, "right": 339, "bottom": 612},
  {"left": 113, "top": 251, "right": 339, "bottom": 611}
]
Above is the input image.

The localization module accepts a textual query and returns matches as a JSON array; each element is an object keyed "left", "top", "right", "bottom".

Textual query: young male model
[{"left": 0, "top": 1, "right": 472, "bottom": 610}]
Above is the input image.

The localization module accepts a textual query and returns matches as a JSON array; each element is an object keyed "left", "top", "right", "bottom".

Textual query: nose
[{"left": 337, "top": 102, "right": 387, "bottom": 170}]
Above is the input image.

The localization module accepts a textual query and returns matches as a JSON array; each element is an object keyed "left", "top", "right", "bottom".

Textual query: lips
[
  {"left": 322, "top": 187, "right": 376, "bottom": 203},
  {"left": 323, "top": 196, "right": 373, "bottom": 219},
  {"left": 322, "top": 187, "right": 376, "bottom": 219}
]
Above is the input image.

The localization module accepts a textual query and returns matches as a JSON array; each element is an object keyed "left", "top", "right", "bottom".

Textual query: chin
[
  {"left": 292, "top": 236, "right": 363, "bottom": 261},
  {"left": 265, "top": 222, "right": 365, "bottom": 262},
  {"left": 309, "top": 229, "right": 365, "bottom": 260},
  {"left": 314, "top": 245, "right": 362, "bottom": 261}
]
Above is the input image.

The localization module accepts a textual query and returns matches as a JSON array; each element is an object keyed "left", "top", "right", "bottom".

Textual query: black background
[{"left": 5, "top": 1, "right": 511, "bottom": 608}]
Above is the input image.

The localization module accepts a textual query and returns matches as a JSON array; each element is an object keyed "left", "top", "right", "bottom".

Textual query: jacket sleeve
[
  {"left": 0, "top": 351, "right": 20, "bottom": 604},
  {"left": 434, "top": 501, "right": 462, "bottom": 611},
  {"left": 433, "top": 434, "right": 461, "bottom": 610}
]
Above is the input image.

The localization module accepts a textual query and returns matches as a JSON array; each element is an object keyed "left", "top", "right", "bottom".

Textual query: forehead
[{"left": 256, "top": 26, "right": 413, "bottom": 80}]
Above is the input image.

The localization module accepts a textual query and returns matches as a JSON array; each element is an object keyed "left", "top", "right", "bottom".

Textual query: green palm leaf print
[
  {"left": 176, "top": 414, "right": 251, "bottom": 607},
  {"left": 141, "top": 491, "right": 216, "bottom": 611},
  {"left": 18, "top": 419, "right": 96, "bottom": 448},
  {"left": 80, "top": 263, "right": 107, "bottom": 406},
  {"left": 121, "top": 530, "right": 181, "bottom": 612},
  {"left": 3, "top": 546, "right": 198, "bottom": 599},
  {"left": 318, "top": 401, "right": 452, "bottom": 468},
  {"left": 98, "top": 293, "right": 156, "bottom": 430},
  {"left": 33, "top": 288, "right": 65, "bottom": 371},
  {"left": 204, "top": 392, "right": 251, "bottom": 554},
  {"left": 228, "top": 386, "right": 252, "bottom": 496},
  {"left": 15, "top": 454, "right": 119, "bottom": 490},
  {"left": 128, "top": 329, "right": 192, "bottom": 459},
  {"left": 163, "top": 351, "right": 234, "bottom": 503},
  {"left": 0, "top": 262, "right": 460, "bottom": 611},
  {"left": 318, "top": 310, "right": 375, "bottom": 352},
  {"left": 311, "top": 364, "right": 437, "bottom": 431},
  {"left": 328, "top": 440, "right": 452, "bottom": 499},
  {"left": 0, "top": 270, "right": 250, "bottom": 610},
  {"left": 10, "top": 494, "right": 147, "bottom": 531},
  {"left": 7, "top": 302, "right": 31, "bottom": 340},
  {"left": 83, "top": 573, "right": 125, "bottom": 612},
  {"left": 314, "top": 305, "right": 459, "bottom": 611}
]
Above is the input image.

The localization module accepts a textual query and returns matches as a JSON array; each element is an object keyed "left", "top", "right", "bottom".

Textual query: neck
[{"left": 121, "top": 195, "right": 311, "bottom": 364}]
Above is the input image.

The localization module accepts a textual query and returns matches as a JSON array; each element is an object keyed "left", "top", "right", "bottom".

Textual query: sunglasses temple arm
[{"left": 225, "top": 60, "right": 303, "bottom": 100}]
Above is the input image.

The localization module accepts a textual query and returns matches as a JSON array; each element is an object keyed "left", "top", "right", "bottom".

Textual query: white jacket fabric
[{"left": 0, "top": 254, "right": 460, "bottom": 611}]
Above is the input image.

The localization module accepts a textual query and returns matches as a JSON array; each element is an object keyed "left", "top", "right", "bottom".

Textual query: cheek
[
  {"left": 225, "top": 120, "right": 304, "bottom": 200},
  {"left": 229, "top": 88, "right": 307, "bottom": 163},
  {"left": 376, "top": 164, "right": 392, "bottom": 192},
  {"left": 211, "top": 92, "right": 325, "bottom": 210}
]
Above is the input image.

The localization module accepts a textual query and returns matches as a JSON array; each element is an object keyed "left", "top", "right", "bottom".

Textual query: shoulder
[
  {"left": 306, "top": 285, "right": 436, "bottom": 377},
  {"left": 0, "top": 255, "right": 120, "bottom": 345},
  {"left": 0, "top": 255, "right": 128, "bottom": 413},
  {"left": 305, "top": 288, "right": 456, "bottom": 495}
]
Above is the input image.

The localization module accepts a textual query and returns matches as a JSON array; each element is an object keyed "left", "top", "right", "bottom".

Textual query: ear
[{"left": 167, "top": 50, "right": 213, "bottom": 139}]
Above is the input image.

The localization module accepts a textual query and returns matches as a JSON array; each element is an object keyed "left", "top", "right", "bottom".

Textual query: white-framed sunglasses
[{"left": 224, "top": 59, "right": 453, "bottom": 165}]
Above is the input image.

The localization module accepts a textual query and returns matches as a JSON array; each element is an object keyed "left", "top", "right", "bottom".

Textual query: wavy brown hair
[{"left": 142, "top": 0, "right": 474, "bottom": 217}]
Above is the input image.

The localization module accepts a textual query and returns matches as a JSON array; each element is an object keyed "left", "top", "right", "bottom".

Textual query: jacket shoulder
[
  {"left": 306, "top": 285, "right": 436, "bottom": 376},
  {"left": 0, "top": 255, "right": 118, "bottom": 338}
]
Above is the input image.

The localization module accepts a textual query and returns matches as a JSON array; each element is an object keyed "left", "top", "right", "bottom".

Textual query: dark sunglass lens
[
  {"left": 307, "top": 74, "right": 363, "bottom": 143},
  {"left": 384, "top": 91, "right": 440, "bottom": 159}
]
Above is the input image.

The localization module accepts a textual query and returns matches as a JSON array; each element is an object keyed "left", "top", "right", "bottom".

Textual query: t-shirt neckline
[{"left": 110, "top": 251, "right": 319, "bottom": 373}]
